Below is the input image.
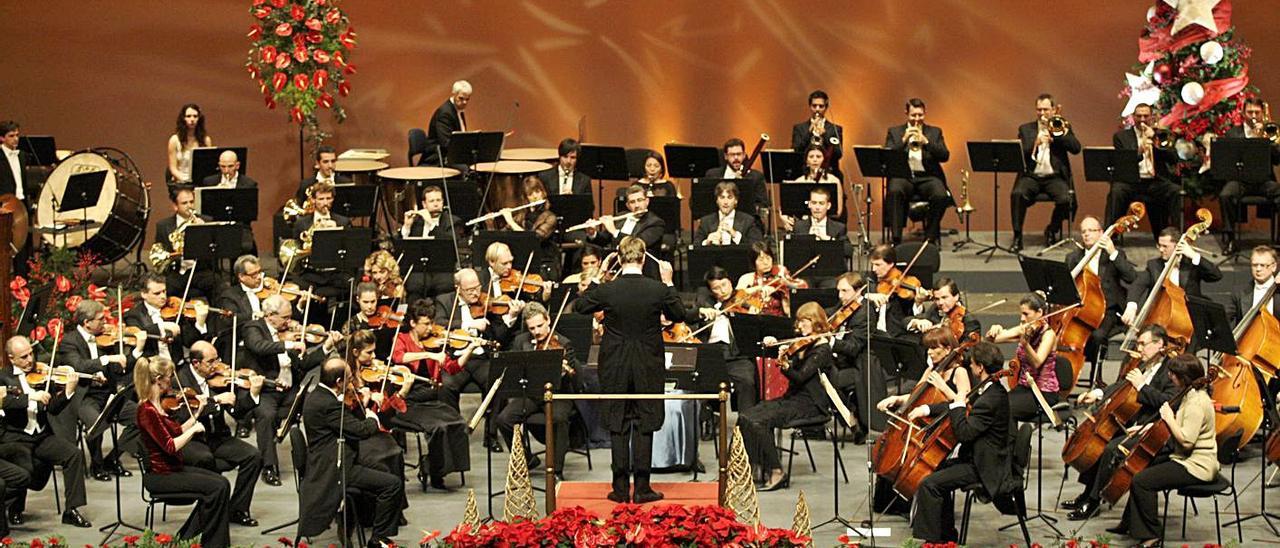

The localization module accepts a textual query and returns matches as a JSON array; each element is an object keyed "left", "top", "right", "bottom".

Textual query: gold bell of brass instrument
[
  {"left": 1153, "top": 127, "right": 1174, "bottom": 148},
  {"left": 1261, "top": 102, "right": 1280, "bottom": 144},
  {"left": 1046, "top": 105, "right": 1071, "bottom": 137},
  {"left": 906, "top": 122, "right": 927, "bottom": 152},
  {"left": 282, "top": 186, "right": 316, "bottom": 224},
  {"left": 148, "top": 217, "right": 198, "bottom": 270},
  {"left": 957, "top": 169, "right": 975, "bottom": 215},
  {"left": 277, "top": 223, "right": 320, "bottom": 265}
]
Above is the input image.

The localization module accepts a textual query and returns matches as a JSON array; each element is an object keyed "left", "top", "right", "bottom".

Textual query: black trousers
[
  {"left": 726, "top": 356, "right": 757, "bottom": 412},
  {"left": 143, "top": 466, "right": 231, "bottom": 548},
  {"left": 345, "top": 463, "right": 404, "bottom": 540},
  {"left": 1008, "top": 385, "right": 1061, "bottom": 422},
  {"left": 833, "top": 359, "right": 888, "bottom": 431},
  {"left": 1075, "top": 435, "right": 1126, "bottom": 501},
  {"left": 1011, "top": 175, "right": 1072, "bottom": 236},
  {"left": 4, "top": 430, "right": 87, "bottom": 512},
  {"left": 442, "top": 357, "right": 491, "bottom": 411},
  {"left": 79, "top": 393, "right": 139, "bottom": 467},
  {"left": 1084, "top": 313, "right": 1123, "bottom": 374},
  {"left": 1119, "top": 457, "right": 1207, "bottom": 541},
  {"left": 911, "top": 459, "right": 976, "bottom": 542},
  {"left": 738, "top": 399, "right": 824, "bottom": 471},
  {"left": 182, "top": 435, "right": 261, "bottom": 515},
  {"left": 253, "top": 386, "right": 298, "bottom": 468},
  {"left": 1107, "top": 178, "right": 1181, "bottom": 236},
  {"left": 610, "top": 418, "right": 654, "bottom": 495},
  {"left": 397, "top": 402, "right": 471, "bottom": 477},
  {"left": 886, "top": 175, "right": 950, "bottom": 242},
  {"left": 1218, "top": 179, "right": 1280, "bottom": 234},
  {"left": 0, "top": 459, "right": 31, "bottom": 537},
  {"left": 495, "top": 398, "right": 571, "bottom": 472}
]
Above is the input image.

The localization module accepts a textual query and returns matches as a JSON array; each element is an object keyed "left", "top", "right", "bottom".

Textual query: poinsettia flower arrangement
[
  {"left": 246, "top": 0, "right": 356, "bottom": 139},
  {"left": 428, "top": 504, "right": 808, "bottom": 547},
  {"left": 9, "top": 247, "right": 131, "bottom": 355}
]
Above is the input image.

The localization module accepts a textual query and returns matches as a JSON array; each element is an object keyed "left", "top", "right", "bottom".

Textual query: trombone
[
  {"left": 1043, "top": 105, "right": 1071, "bottom": 137},
  {"left": 1259, "top": 102, "right": 1280, "bottom": 144}
]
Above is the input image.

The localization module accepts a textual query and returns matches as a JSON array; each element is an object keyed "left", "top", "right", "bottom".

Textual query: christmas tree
[{"left": 1120, "top": 0, "right": 1261, "bottom": 198}]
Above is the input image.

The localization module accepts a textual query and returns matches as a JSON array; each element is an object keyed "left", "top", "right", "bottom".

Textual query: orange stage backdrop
[{"left": 2, "top": 0, "right": 1278, "bottom": 251}]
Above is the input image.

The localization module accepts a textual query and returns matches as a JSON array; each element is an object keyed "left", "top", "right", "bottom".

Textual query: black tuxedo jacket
[
  {"left": 1112, "top": 128, "right": 1176, "bottom": 179},
  {"left": 423, "top": 98, "right": 463, "bottom": 166},
  {"left": 791, "top": 217, "right": 848, "bottom": 240},
  {"left": 954, "top": 380, "right": 1016, "bottom": 498},
  {"left": 1128, "top": 255, "right": 1223, "bottom": 304},
  {"left": 295, "top": 173, "right": 353, "bottom": 201},
  {"left": 172, "top": 365, "right": 257, "bottom": 441},
  {"left": 702, "top": 166, "right": 768, "bottom": 212},
  {"left": 884, "top": 124, "right": 950, "bottom": 180},
  {"left": 1106, "top": 357, "right": 1179, "bottom": 426},
  {"left": 122, "top": 302, "right": 209, "bottom": 357},
  {"left": 791, "top": 119, "right": 845, "bottom": 165},
  {"left": 297, "top": 385, "right": 381, "bottom": 537},
  {"left": 0, "top": 366, "right": 71, "bottom": 441},
  {"left": 432, "top": 291, "right": 515, "bottom": 351},
  {"left": 1228, "top": 283, "right": 1280, "bottom": 326},
  {"left": 1065, "top": 247, "right": 1139, "bottom": 312},
  {"left": 828, "top": 303, "right": 875, "bottom": 367},
  {"left": 0, "top": 148, "right": 30, "bottom": 197},
  {"left": 239, "top": 319, "right": 326, "bottom": 379},
  {"left": 509, "top": 331, "right": 584, "bottom": 392},
  {"left": 293, "top": 212, "right": 352, "bottom": 238},
  {"left": 1017, "top": 121, "right": 1082, "bottom": 178},
  {"left": 537, "top": 166, "right": 592, "bottom": 196},
  {"left": 589, "top": 211, "right": 664, "bottom": 250},
  {"left": 56, "top": 328, "right": 136, "bottom": 397},
  {"left": 197, "top": 173, "right": 258, "bottom": 188},
  {"left": 693, "top": 211, "right": 762, "bottom": 247},
  {"left": 403, "top": 212, "right": 462, "bottom": 240}
]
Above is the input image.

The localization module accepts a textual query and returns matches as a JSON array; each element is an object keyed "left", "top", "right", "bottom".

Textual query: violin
[
  {"left": 258, "top": 277, "right": 326, "bottom": 303},
  {"left": 95, "top": 324, "right": 171, "bottom": 347},
  {"left": 944, "top": 304, "right": 966, "bottom": 341},
  {"left": 498, "top": 270, "right": 546, "bottom": 297},
  {"left": 206, "top": 366, "right": 277, "bottom": 391},
  {"left": 24, "top": 363, "right": 101, "bottom": 387},
  {"left": 367, "top": 305, "right": 405, "bottom": 329},
  {"left": 829, "top": 299, "right": 862, "bottom": 330},
  {"left": 159, "top": 296, "right": 233, "bottom": 320},
  {"left": 877, "top": 268, "right": 924, "bottom": 300},
  {"left": 468, "top": 294, "right": 511, "bottom": 317},
  {"left": 539, "top": 333, "right": 564, "bottom": 350},
  {"left": 663, "top": 322, "right": 701, "bottom": 344},
  {"left": 160, "top": 387, "right": 202, "bottom": 412},
  {"left": 283, "top": 322, "right": 329, "bottom": 344},
  {"left": 358, "top": 360, "right": 436, "bottom": 388},
  {"left": 776, "top": 337, "right": 819, "bottom": 369},
  {"left": 423, "top": 326, "right": 496, "bottom": 351}
]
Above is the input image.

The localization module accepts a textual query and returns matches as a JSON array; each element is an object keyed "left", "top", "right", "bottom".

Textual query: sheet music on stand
[{"left": 819, "top": 371, "right": 855, "bottom": 428}]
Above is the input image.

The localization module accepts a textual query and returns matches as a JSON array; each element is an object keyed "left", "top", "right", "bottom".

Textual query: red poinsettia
[
  {"left": 10, "top": 277, "right": 29, "bottom": 306},
  {"left": 64, "top": 295, "right": 82, "bottom": 313}
]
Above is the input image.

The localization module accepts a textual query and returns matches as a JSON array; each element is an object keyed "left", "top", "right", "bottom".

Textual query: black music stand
[
  {"left": 782, "top": 236, "right": 849, "bottom": 278},
  {"left": 1017, "top": 255, "right": 1081, "bottom": 306},
  {"left": 852, "top": 146, "right": 910, "bottom": 243},
  {"left": 555, "top": 313, "right": 594, "bottom": 366},
  {"left": 1185, "top": 295, "right": 1237, "bottom": 355},
  {"left": 92, "top": 385, "right": 142, "bottom": 544},
  {"left": 184, "top": 223, "right": 242, "bottom": 262},
  {"left": 790, "top": 287, "right": 840, "bottom": 312},
  {"left": 967, "top": 140, "right": 1026, "bottom": 262},
  {"left": 18, "top": 135, "right": 57, "bottom": 166},
  {"left": 446, "top": 131, "right": 504, "bottom": 166},
  {"left": 625, "top": 196, "right": 682, "bottom": 240},
  {"left": 395, "top": 237, "right": 460, "bottom": 274},
  {"left": 191, "top": 146, "right": 248, "bottom": 184},
  {"left": 486, "top": 350, "right": 563, "bottom": 516},
  {"left": 60, "top": 170, "right": 106, "bottom": 211},
  {"left": 310, "top": 227, "right": 374, "bottom": 272},
  {"left": 332, "top": 183, "right": 379, "bottom": 219},
  {"left": 683, "top": 245, "right": 752, "bottom": 291},
  {"left": 1082, "top": 147, "right": 1141, "bottom": 185},
  {"left": 435, "top": 180, "right": 482, "bottom": 224},
  {"left": 549, "top": 194, "right": 594, "bottom": 229},
  {"left": 470, "top": 231, "right": 541, "bottom": 271},
  {"left": 871, "top": 333, "right": 928, "bottom": 391},
  {"left": 579, "top": 145, "right": 629, "bottom": 213},
  {"left": 690, "top": 177, "right": 758, "bottom": 220},
  {"left": 779, "top": 182, "right": 843, "bottom": 219},
  {"left": 663, "top": 144, "right": 721, "bottom": 179},
  {"left": 1210, "top": 138, "right": 1275, "bottom": 184},
  {"left": 730, "top": 314, "right": 794, "bottom": 361},
  {"left": 197, "top": 187, "right": 259, "bottom": 224},
  {"left": 761, "top": 149, "right": 805, "bottom": 183}
]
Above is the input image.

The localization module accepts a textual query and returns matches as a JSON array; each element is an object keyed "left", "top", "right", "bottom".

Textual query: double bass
[
  {"left": 1115, "top": 209, "right": 1212, "bottom": 361},
  {"left": 1054, "top": 202, "right": 1145, "bottom": 396},
  {"left": 1061, "top": 346, "right": 1178, "bottom": 472},
  {"left": 1207, "top": 273, "right": 1279, "bottom": 449}
]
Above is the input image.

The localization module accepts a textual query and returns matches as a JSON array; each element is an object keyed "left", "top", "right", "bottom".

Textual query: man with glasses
[
  {"left": 55, "top": 299, "right": 145, "bottom": 481},
  {"left": 216, "top": 255, "right": 267, "bottom": 438},
  {"left": 170, "top": 340, "right": 264, "bottom": 526},
  {"left": 433, "top": 268, "right": 513, "bottom": 451},
  {"left": 1108, "top": 103, "right": 1179, "bottom": 238},
  {"left": 586, "top": 184, "right": 665, "bottom": 251},
  {"left": 1228, "top": 245, "right": 1280, "bottom": 325},
  {"left": 1066, "top": 216, "right": 1137, "bottom": 371},
  {"left": 1061, "top": 325, "right": 1179, "bottom": 521}
]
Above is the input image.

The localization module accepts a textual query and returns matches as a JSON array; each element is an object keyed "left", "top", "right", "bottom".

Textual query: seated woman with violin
[
  {"left": 343, "top": 330, "right": 414, "bottom": 516},
  {"left": 736, "top": 241, "right": 807, "bottom": 317},
  {"left": 985, "top": 292, "right": 1061, "bottom": 422},
  {"left": 363, "top": 250, "right": 405, "bottom": 300},
  {"left": 391, "top": 299, "right": 475, "bottom": 490},
  {"left": 1110, "top": 353, "right": 1218, "bottom": 547},
  {"left": 739, "top": 302, "right": 835, "bottom": 492},
  {"left": 133, "top": 356, "right": 232, "bottom": 548},
  {"left": 344, "top": 282, "right": 382, "bottom": 333},
  {"left": 905, "top": 277, "right": 981, "bottom": 341}
]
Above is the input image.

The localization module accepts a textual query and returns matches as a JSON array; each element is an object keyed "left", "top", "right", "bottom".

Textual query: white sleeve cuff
[{"left": 948, "top": 401, "right": 965, "bottom": 410}]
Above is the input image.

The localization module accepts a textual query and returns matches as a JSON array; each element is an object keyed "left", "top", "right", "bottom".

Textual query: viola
[
  {"left": 944, "top": 304, "right": 966, "bottom": 341},
  {"left": 160, "top": 387, "right": 201, "bottom": 412},
  {"left": 367, "top": 305, "right": 406, "bottom": 329},
  {"left": 663, "top": 322, "right": 701, "bottom": 344},
  {"left": 159, "top": 296, "right": 233, "bottom": 320},
  {"left": 423, "top": 326, "right": 496, "bottom": 352},
  {"left": 539, "top": 333, "right": 564, "bottom": 350},
  {"left": 206, "top": 366, "right": 277, "bottom": 391},
  {"left": 877, "top": 268, "right": 924, "bottom": 300},
  {"left": 258, "top": 277, "right": 326, "bottom": 303},
  {"left": 358, "top": 360, "right": 435, "bottom": 388},
  {"left": 468, "top": 294, "right": 511, "bottom": 317},
  {"left": 282, "top": 322, "right": 329, "bottom": 344},
  {"left": 24, "top": 363, "right": 101, "bottom": 387},
  {"left": 95, "top": 324, "right": 171, "bottom": 347}
]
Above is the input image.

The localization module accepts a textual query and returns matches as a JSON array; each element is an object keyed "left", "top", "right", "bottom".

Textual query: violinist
[
  {"left": 693, "top": 266, "right": 758, "bottom": 411},
  {"left": 1, "top": 335, "right": 91, "bottom": 528},
  {"left": 241, "top": 295, "right": 339, "bottom": 486},
  {"left": 295, "top": 181, "right": 352, "bottom": 312},
  {"left": 343, "top": 282, "right": 381, "bottom": 334},
  {"left": 1110, "top": 353, "right": 1218, "bottom": 548},
  {"left": 133, "top": 356, "right": 232, "bottom": 548},
  {"left": 694, "top": 181, "right": 763, "bottom": 247},
  {"left": 363, "top": 250, "right": 406, "bottom": 300},
  {"left": 435, "top": 269, "right": 514, "bottom": 429},
  {"left": 155, "top": 186, "right": 219, "bottom": 298},
  {"left": 495, "top": 302, "right": 584, "bottom": 475},
  {"left": 985, "top": 292, "right": 1061, "bottom": 421},
  {"left": 736, "top": 241, "right": 806, "bottom": 317},
  {"left": 172, "top": 341, "right": 263, "bottom": 527},
  {"left": 479, "top": 240, "right": 551, "bottom": 303},
  {"left": 1061, "top": 326, "right": 1177, "bottom": 522},
  {"left": 57, "top": 299, "right": 144, "bottom": 482},
  {"left": 910, "top": 341, "right": 1015, "bottom": 544},
  {"left": 124, "top": 273, "right": 212, "bottom": 361},
  {"left": 829, "top": 272, "right": 886, "bottom": 439},
  {"left": 344, "top": 330, "right": 415, "bottom": 513},
  {"left": 1227, "top": 245, "right": 1279, "bottom": 324},
  {"left": 866, "top": 244, "right": 924, "bottom": 337},
  {"left": 905, "top": 278, "right": 981, "bottom": 340},
  {"left": 216, "top": 255, "right": 266, "bottom": 324},
  {"left": 586, "top": 184, "right": 665, "bottom": 251},
  {"left": 1066, "top": 216, "right": 1137, "bottom": 370},
  {"left": 297, "top": 358, "right": 402, "bottom": 546},
  {"left": 560, "top": 245, "right": 603, "bottom": 287},
  {"left": 741, "top": 302, "right": 835, "bottom": 492},
  {"left": 389, "top": 304, "right": 473, "bottom": 490},
  {"left": 1120, "top": 227, "right": 1222, "bottom": 327}
]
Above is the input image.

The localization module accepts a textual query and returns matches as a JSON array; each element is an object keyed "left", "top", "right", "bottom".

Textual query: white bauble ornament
[
  {"left": 1200, "top": 41, "right": 1224, "bottom": 64},
  {"left": 1181, "top": 81, "right": 1206, "bottom": 105}
]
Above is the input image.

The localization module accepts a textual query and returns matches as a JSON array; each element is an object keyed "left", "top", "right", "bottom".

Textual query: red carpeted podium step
[{"left": 555, "top": 481, "right": 720, "bottom": 515}]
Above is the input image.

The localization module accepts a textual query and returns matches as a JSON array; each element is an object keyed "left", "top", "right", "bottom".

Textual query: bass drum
[{"left": 35, "top": 149, "right": 149, "bottom": 263}]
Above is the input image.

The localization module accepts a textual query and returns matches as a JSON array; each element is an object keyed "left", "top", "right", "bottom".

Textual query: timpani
[
  {"left": 377, "top": 166, "right": 460, "bottom": 219},
  {"left": 473, "top": 160, "right": 551, "bottom": 211}
]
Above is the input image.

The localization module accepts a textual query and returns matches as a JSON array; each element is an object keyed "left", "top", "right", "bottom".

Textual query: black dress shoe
[
  {"left": 1011, "top": 236, "right": 1024, "bottom": 254},
  {"left": 230, "top": 511, "right": 258, "bottom": 526},
  {"left": 1067, "top": 498, "right": 1100, "bottom": 521},
  {"left": 430, "top": 477, "right": 455, "bottom": 492},
  {"left": 90, "top": 463, "right": 112, "bottom": 482},
  {"left": 606, "top": 490, "right": 630, "bottom": 503},
  {"left": 851, "top": 427, "right": 868, "bottom": 446},
  {"left": 633, "top": 489, "right": 664, "bottom": 504},
  {"left": 8, "top": 511, "right": 23, "bottom": 525},
  {"left": 1105, "top": 524, "right": 1129, "bottom": 536},
  {"left": 262, "top": 465, "right": 282, "bottom": 486},
  {"left": 236, "top": 422, "right": 252, "bottom": 439},
  {"left": 62, "top": 509, "right": 92, "bottom": 528},
  {"left": 760, "top": 474, "right": 790, "bottom": 492},
  {"left": 105, "top": 459, "right": 131, "bottom": 477},
  {"left": 1060, "top": 493, "right": 1087, "bottom": 510},
  {"left": 1043, "top": 226, "right": 1060, "bottom": 245}
]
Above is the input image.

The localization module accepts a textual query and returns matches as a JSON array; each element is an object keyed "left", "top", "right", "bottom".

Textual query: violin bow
[
  {"left": 230, "top": 315, "right": 238, "bottom": 397},
  {"left": 513, "top": 252, "right": 535, "bottom": 303},
  {"left": 277, "top": 253, "right": 296, "bottom": 297},
  {"left": 169, "top": 359, "right": 198, "bottom": 419},
  {"left": 541, "top": 290, "right": 572, "bottom": 351},
  {"left": 299, "top": 285, "right": 315, "bottom": 355},
  {"left": 893, "top": 241, "right": 931, "bottom": 293},
  {"left": 44, "top": 331, "right": 63, "bottom": 393},
  {"left": 174, "top": 261, "right": 198, "bottom": 340}
]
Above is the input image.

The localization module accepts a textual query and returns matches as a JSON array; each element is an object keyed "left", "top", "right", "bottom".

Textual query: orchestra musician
[
  {"left": 363, "top": 250, "right": 406, "bottom": 300},
  {"left": 1120, "top": 227, "right": 1222, "bottom": 327},
  {"left": 905, "top": 277, "right": 981, "bottom": 340},
  {"left": 502, "top": 176, "right": 561, "bottom": 276},
  {"left": 344, "top": 282, "right": 381, "bottom": 334},
  {"left": 478, "top": 241, "right": 552, "bottom": 303},
  {"left": 217, "top": 255, "right": 267, "bottom": 325},
  {"left": 399, "top": 184, "right": 463, "bottom": 299},
  {"left": 390, "top": 302, "right": 474, "bottom": 490},
  {"left": 884, "top": 98, "right": 951, "bottom": 245},
  {"left": 1228, "top": 245, "right": 1280, "bottom": 324},
  {"left": 1109, "top": 103, "right": 1179, "bottom": 237},
  {"left": 537, "top": 138, "right": 592, "bottom": 196},
  {"left": 294, "top": 181, "right": 352, "bottom": 311},
  {"left": 1067, "top": 216, "right": 1138, "bottom": 370},
  {"left": 693, "top": 267, "right": 759, "bottom": 412},
  {"left": 133, "top": 356, "right": 232, "bottom": 548},
  {"left": 433, "top": 268, "right": 514, "bottom": 450},
  {"left": 2, "top": 336, "right": 92, "bottom": 528},
  {"left": 586, "top": 184, "right": 665, "bottom": 251},
  {"left": 494, "top": 302, "right": 584, "bottom": 475},
  {"left": 199, "top": 150, "right": 258, "bottom": 189},
  {"left": 783, "top": 187, "right": 846, "bottom": 241},
  {"left": 910, "top": 341, "right": 1017, "bottom": 543},
  {"left": 0, "top": 120, "right": 31, "bottom": 274},
  {"left": 342, "top": 330, "right": 415, "bottom": 514},
  {"left": 123, "top": 273, "right": 213, "bottom": 362},
  {"left": 791, "top": 90, "right": 844, "bottom": 178},
  {"left": 865, "top": 244, "right": 923, "bottom": 337},
  {"left": 704, "top": 138, "right": 769, "bottom": 215},
  {"left": 1218, "top": 97, "right": 1280, "bottom": 251},
  {"left": 573, "top": 236, "right": 686, "bottom": 503},
  {"left": 295, "top": 145, "right": 351, "bottom": 201},
  {"left": 297, "top": 358, "right": 402, "bottom": 546},
  {"left": 693, "top": 181, "right": 763, "bottom": 247},
  {"left": 743, "top": 302, "right": 837, "bottom": 492},
  {"left": 737, "top": 241, "right": 806, "bottom": 317},
  {"left": 1109, "top": 353, "right": 1218, "bottom": 547},
  {"left": 55, "top": 299, "right": 144, "bottom": 482},
  {"left": 828, "top": 272, "right": 886, "bottom": 439},
  {"left": 172, "top": 341, "right": 264, "bottom": 527},
  {"left": 155, "top": 186, "right": 219, "bottom": 298},
  {"left": 619, "top": 150, "right": 677, "bottom": 201},
  {"left": 422, "top": 80, "right": 470, "bottom": 167},
  {"left": 241, "top": 295, "right": 339, "bottom": 486},
  {"left": 166, "top": 105, "right": 213, "bottom": 185},
  {"left": 1060, "top": 325, "right": 1177, "bottom": 521},
  {"left": 1012, "top": 93, "right": 1081, "bottom": 252},
  {"left": 985, "top": 292, "right": 1062, "bottom": 421}
]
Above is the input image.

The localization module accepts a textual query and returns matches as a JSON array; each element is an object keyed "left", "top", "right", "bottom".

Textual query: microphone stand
[
  {"left": 436, "top": 145, "right": 463, "bottom": 269},
  {"left": 476, "top": 102, "right": 519, "bottom": 219}
]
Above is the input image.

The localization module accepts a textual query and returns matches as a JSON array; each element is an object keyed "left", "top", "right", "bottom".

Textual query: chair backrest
[
  {"left": 1054, "top": 355, "right": 1073, "bottom": 394},
  {"left": 1217, "top": 432, "right": 1242, "bottom": 465},
  {"left": 289, "top": 424, "right": 308, "bottom": 484},
  {"left": 1012, "top": 423, "right": 1034, "bottom": 476},
  {"left": 408, "top": 128, "right": 428, "bottom": 165}
]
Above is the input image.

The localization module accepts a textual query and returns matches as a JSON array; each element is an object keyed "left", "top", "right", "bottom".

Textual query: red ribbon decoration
[
  {"left": 1158, "top": 66, "right": 1249, "bottom": 129},
  {"left": 1139, "top": 0, "right": 1233, "bottom": 63}
]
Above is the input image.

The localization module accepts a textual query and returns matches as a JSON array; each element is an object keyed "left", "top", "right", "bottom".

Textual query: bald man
[{"left": 199, "top": 150, "right": 258, "bottom": 189}]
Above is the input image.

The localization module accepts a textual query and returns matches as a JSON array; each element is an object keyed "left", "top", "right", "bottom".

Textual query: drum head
[{"left": 36, "top": 151, "right": 147, "bottom": 262}]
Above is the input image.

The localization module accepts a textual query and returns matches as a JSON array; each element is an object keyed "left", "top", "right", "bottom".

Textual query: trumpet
[
  {"left": 905, "top": 122, "right": 926, "bottom": 152},
  {"left": 810, "top": 114, "right": 826, "bottom": 147},
  {"left": 1261, "top": 102, "right": 1280, "bottom": 144}
]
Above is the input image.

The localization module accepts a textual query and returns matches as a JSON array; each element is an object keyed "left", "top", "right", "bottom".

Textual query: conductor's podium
[{"left": 555, "top": 481, "right": 721, "bottom": 515}]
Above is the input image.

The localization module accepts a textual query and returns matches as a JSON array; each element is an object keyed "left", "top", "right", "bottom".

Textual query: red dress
[
  {"left": 392, "top": 332, "right": 461, "bottom": 381},
  {"left": 137, "top": 400, "right": 184, "bottom": 474}
]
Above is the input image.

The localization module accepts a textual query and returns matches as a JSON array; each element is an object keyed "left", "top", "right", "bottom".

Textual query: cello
[
  {"left": 1206, "top": 273, "right": 1279, "bottom": 449},
  {"left": 1061, "top": 345, "right": 1178, "bottom": 472},
  {"left": 1053, "top": 202, "right": 1145, "bottom": 396},
  {"left": 1115, "top": 208, "right": 1212, "bottom": 361}
]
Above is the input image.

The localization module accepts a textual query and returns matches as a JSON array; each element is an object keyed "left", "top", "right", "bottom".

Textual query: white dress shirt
[
  {"left": 808, "top": 217, "right": 828, "bottom": 239},
  {"left": 264, "top": 322, "right": 294, "bottom": 386},
  {"left": 558, "top": 166, "right": 575, "bottom": 195},
  {"left": 715, "top": 211, "right": 741, "bottom": 245},
  {"left": 1135, "top": 127, "right": 1155, "bottom": 178},
  {"left": 1252, "top": 279, "right": 1276, "bottom": 316},
  {"left": 13, "top": 366, "right": 41, "bottom": 435},
  {"left": 3, "top": 145, "right": 22, "bottom": 200},
  {"left": 143, "top": 303, "right": 173, "bottom": 361},
  {"left": 1033, "top": 132, "right": 1055, "bottom": 177}
]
